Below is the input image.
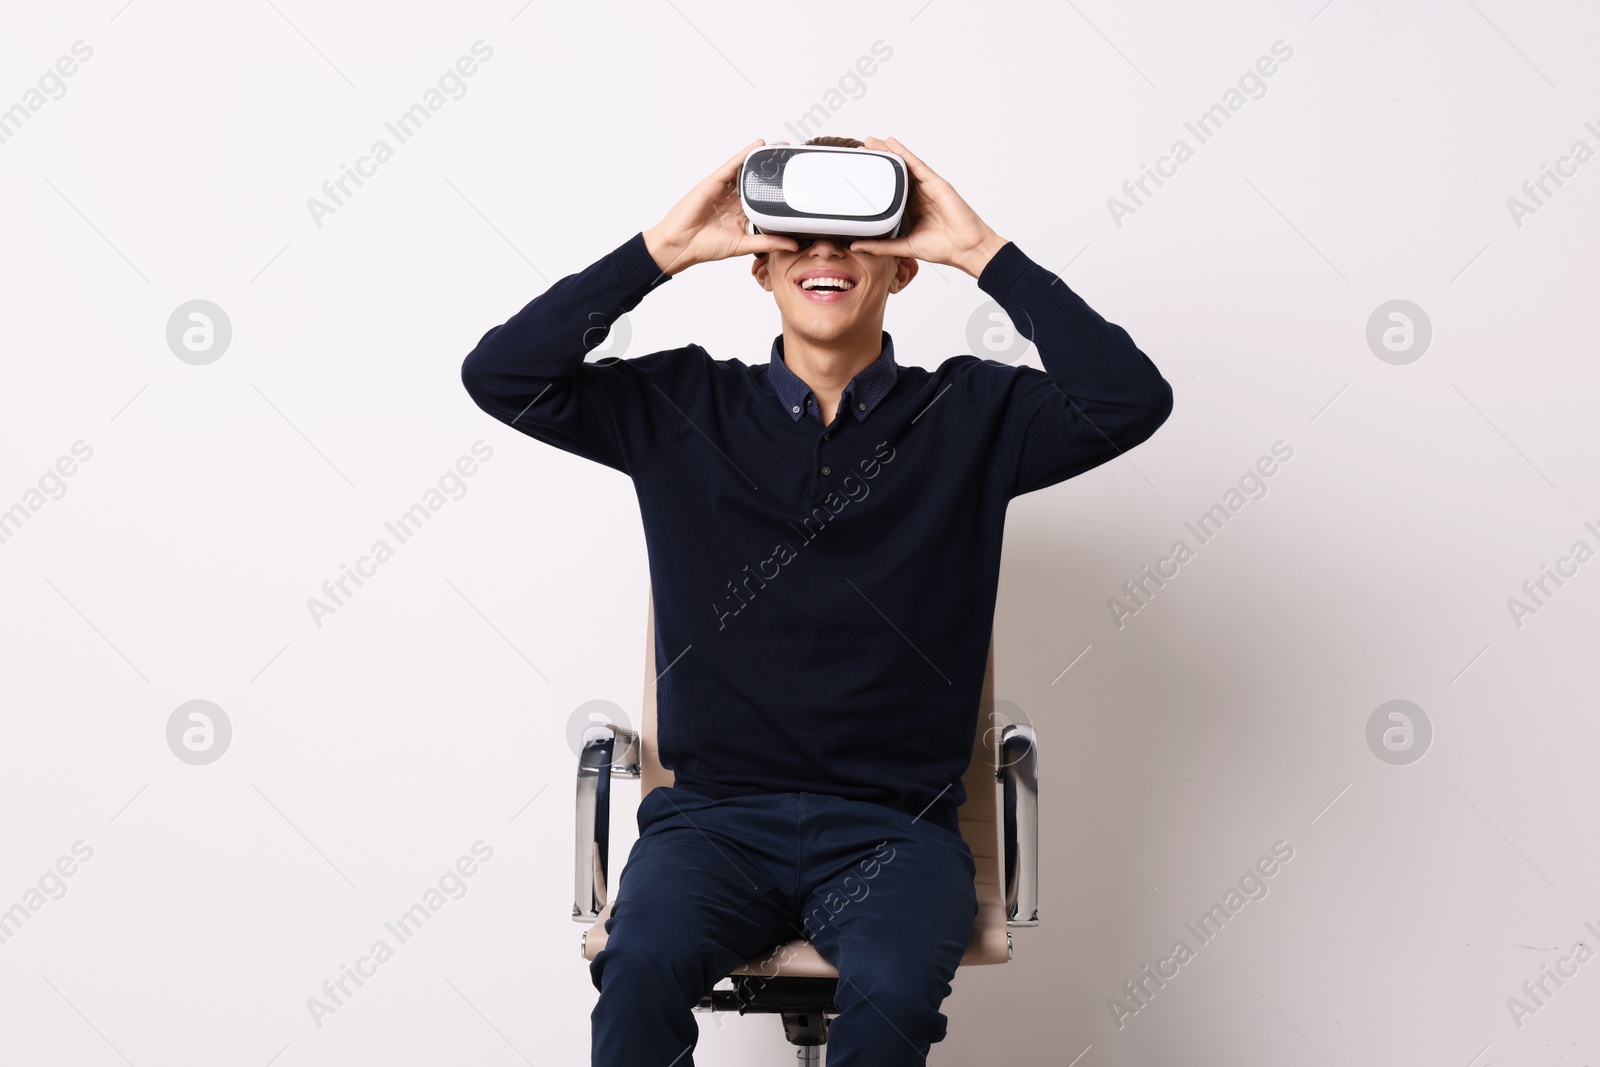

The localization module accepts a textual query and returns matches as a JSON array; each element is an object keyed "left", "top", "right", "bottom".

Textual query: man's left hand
[{"left": 847, "top": 136, "right": 1009, "bottom": 279}]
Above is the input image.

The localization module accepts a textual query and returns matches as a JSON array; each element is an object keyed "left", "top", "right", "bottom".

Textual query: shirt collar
[{"left": 768, "top": 332, "right": 898, "bottom": 423}]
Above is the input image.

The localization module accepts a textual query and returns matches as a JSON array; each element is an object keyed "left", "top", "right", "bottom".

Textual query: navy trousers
[{"left": 589, "top": 785, "right": 979, "bottom": 1066}]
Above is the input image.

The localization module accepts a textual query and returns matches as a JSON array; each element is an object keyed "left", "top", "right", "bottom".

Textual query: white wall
[{"left": 2, "top": 1, "right": 1596, "bottom": 1064}]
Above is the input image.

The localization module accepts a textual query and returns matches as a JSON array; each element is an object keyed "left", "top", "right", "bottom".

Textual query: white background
[{"left": 2, "top": 1, "right": 1597, "bottom": 1065}]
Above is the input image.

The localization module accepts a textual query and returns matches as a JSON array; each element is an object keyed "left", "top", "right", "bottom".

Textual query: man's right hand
[{"left": 642, "top": 139, "right": 802, "bottom": 277}]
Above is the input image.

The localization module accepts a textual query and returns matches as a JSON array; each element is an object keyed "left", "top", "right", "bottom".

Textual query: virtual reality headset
[{"left": 741, "top": 143, "right": 909, "bottom": 247}]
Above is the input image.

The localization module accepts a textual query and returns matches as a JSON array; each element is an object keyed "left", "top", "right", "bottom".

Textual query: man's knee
[
  {"left": 836, "top": 953, "right": 956, "bottom": 1034},
  {"left": 591, "top": 891, "right": 746, "bottom": 1000}
]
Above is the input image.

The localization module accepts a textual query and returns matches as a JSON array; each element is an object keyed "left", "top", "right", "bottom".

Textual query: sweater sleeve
[
  {"left": 460, "top": 231, "right": 682, "bottom": 476},
  {"left": 976, "top": 242, "right": 1173, "bottom": 499}
]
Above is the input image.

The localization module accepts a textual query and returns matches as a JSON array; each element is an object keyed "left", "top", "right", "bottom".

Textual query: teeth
[{"left": 801, "top": 277, "right": 855, "bottom": 292}]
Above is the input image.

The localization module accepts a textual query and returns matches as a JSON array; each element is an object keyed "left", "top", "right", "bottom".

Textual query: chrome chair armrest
[
  {"left": 999, "top": 722, "right": 1039, "bottom": 927},
  {"left": 574, "top": 721, "right": 641, "bottom": 922}
]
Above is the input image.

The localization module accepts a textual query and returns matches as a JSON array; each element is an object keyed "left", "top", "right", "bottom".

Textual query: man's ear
[
  {"left": 888, "top": 255, "right": 919, "bottom": 295},
  {"left": 751, "top": 252, "right": 774, "bottom": 292}
]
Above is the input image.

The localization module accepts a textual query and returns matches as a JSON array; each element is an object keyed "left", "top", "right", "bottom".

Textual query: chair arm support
[
  {"left": 1000, "top": 722, "right": 1039, "bottom": 927},
  {"left": 573, "top": 721, "right": 642, "bottom": 922}
]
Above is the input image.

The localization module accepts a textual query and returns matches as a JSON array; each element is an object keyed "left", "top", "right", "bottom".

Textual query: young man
[{"left": 460, "top": 135, "right": 1173, "bottom": 1066}]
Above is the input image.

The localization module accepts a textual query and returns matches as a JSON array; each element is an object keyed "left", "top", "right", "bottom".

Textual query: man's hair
[
  {"left": 752, "top": 136, "right": 868, "bottom": 260},
  {"left": 804, "top": 135, "right": 864, "bottom": 149}
]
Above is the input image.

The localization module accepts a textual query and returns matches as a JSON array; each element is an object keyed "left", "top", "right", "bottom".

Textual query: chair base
[{"left": 695, "top": 976, "right": 837, "bottom": 1060}]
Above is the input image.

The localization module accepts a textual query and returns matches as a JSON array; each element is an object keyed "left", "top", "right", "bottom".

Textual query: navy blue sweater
[{"left": 461, "top": 231, "right": 1172, "bottom": 836}]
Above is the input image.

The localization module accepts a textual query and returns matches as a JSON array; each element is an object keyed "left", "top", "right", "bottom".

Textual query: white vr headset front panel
[{"left": 740, "top": 144, "right": 909, "bottom": 239}]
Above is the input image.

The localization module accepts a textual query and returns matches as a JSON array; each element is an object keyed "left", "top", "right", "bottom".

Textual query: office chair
[{"left": 573, "top": 589, "right": 1039, "bottom": 1064}]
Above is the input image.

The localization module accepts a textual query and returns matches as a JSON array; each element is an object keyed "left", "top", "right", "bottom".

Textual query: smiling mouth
[{"left": 795, "top": 276, "right": 857, "bottom": 303}]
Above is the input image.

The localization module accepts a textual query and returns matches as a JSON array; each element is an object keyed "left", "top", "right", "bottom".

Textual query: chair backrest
[{"left": 637, "top": 588, "right": 1004, "bottom": 897}]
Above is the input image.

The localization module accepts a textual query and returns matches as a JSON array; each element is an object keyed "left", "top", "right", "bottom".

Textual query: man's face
[{"left": 752, "top": 237, "right": 917, "bottom": 344}]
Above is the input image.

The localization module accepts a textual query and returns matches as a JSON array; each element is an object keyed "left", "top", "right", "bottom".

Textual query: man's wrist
[
  {"left": 643, "top": 226, "right": 694, "bottom": 277},
  {"left": 955, "top": 231, "right": 1009, "bottom": 278}
]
